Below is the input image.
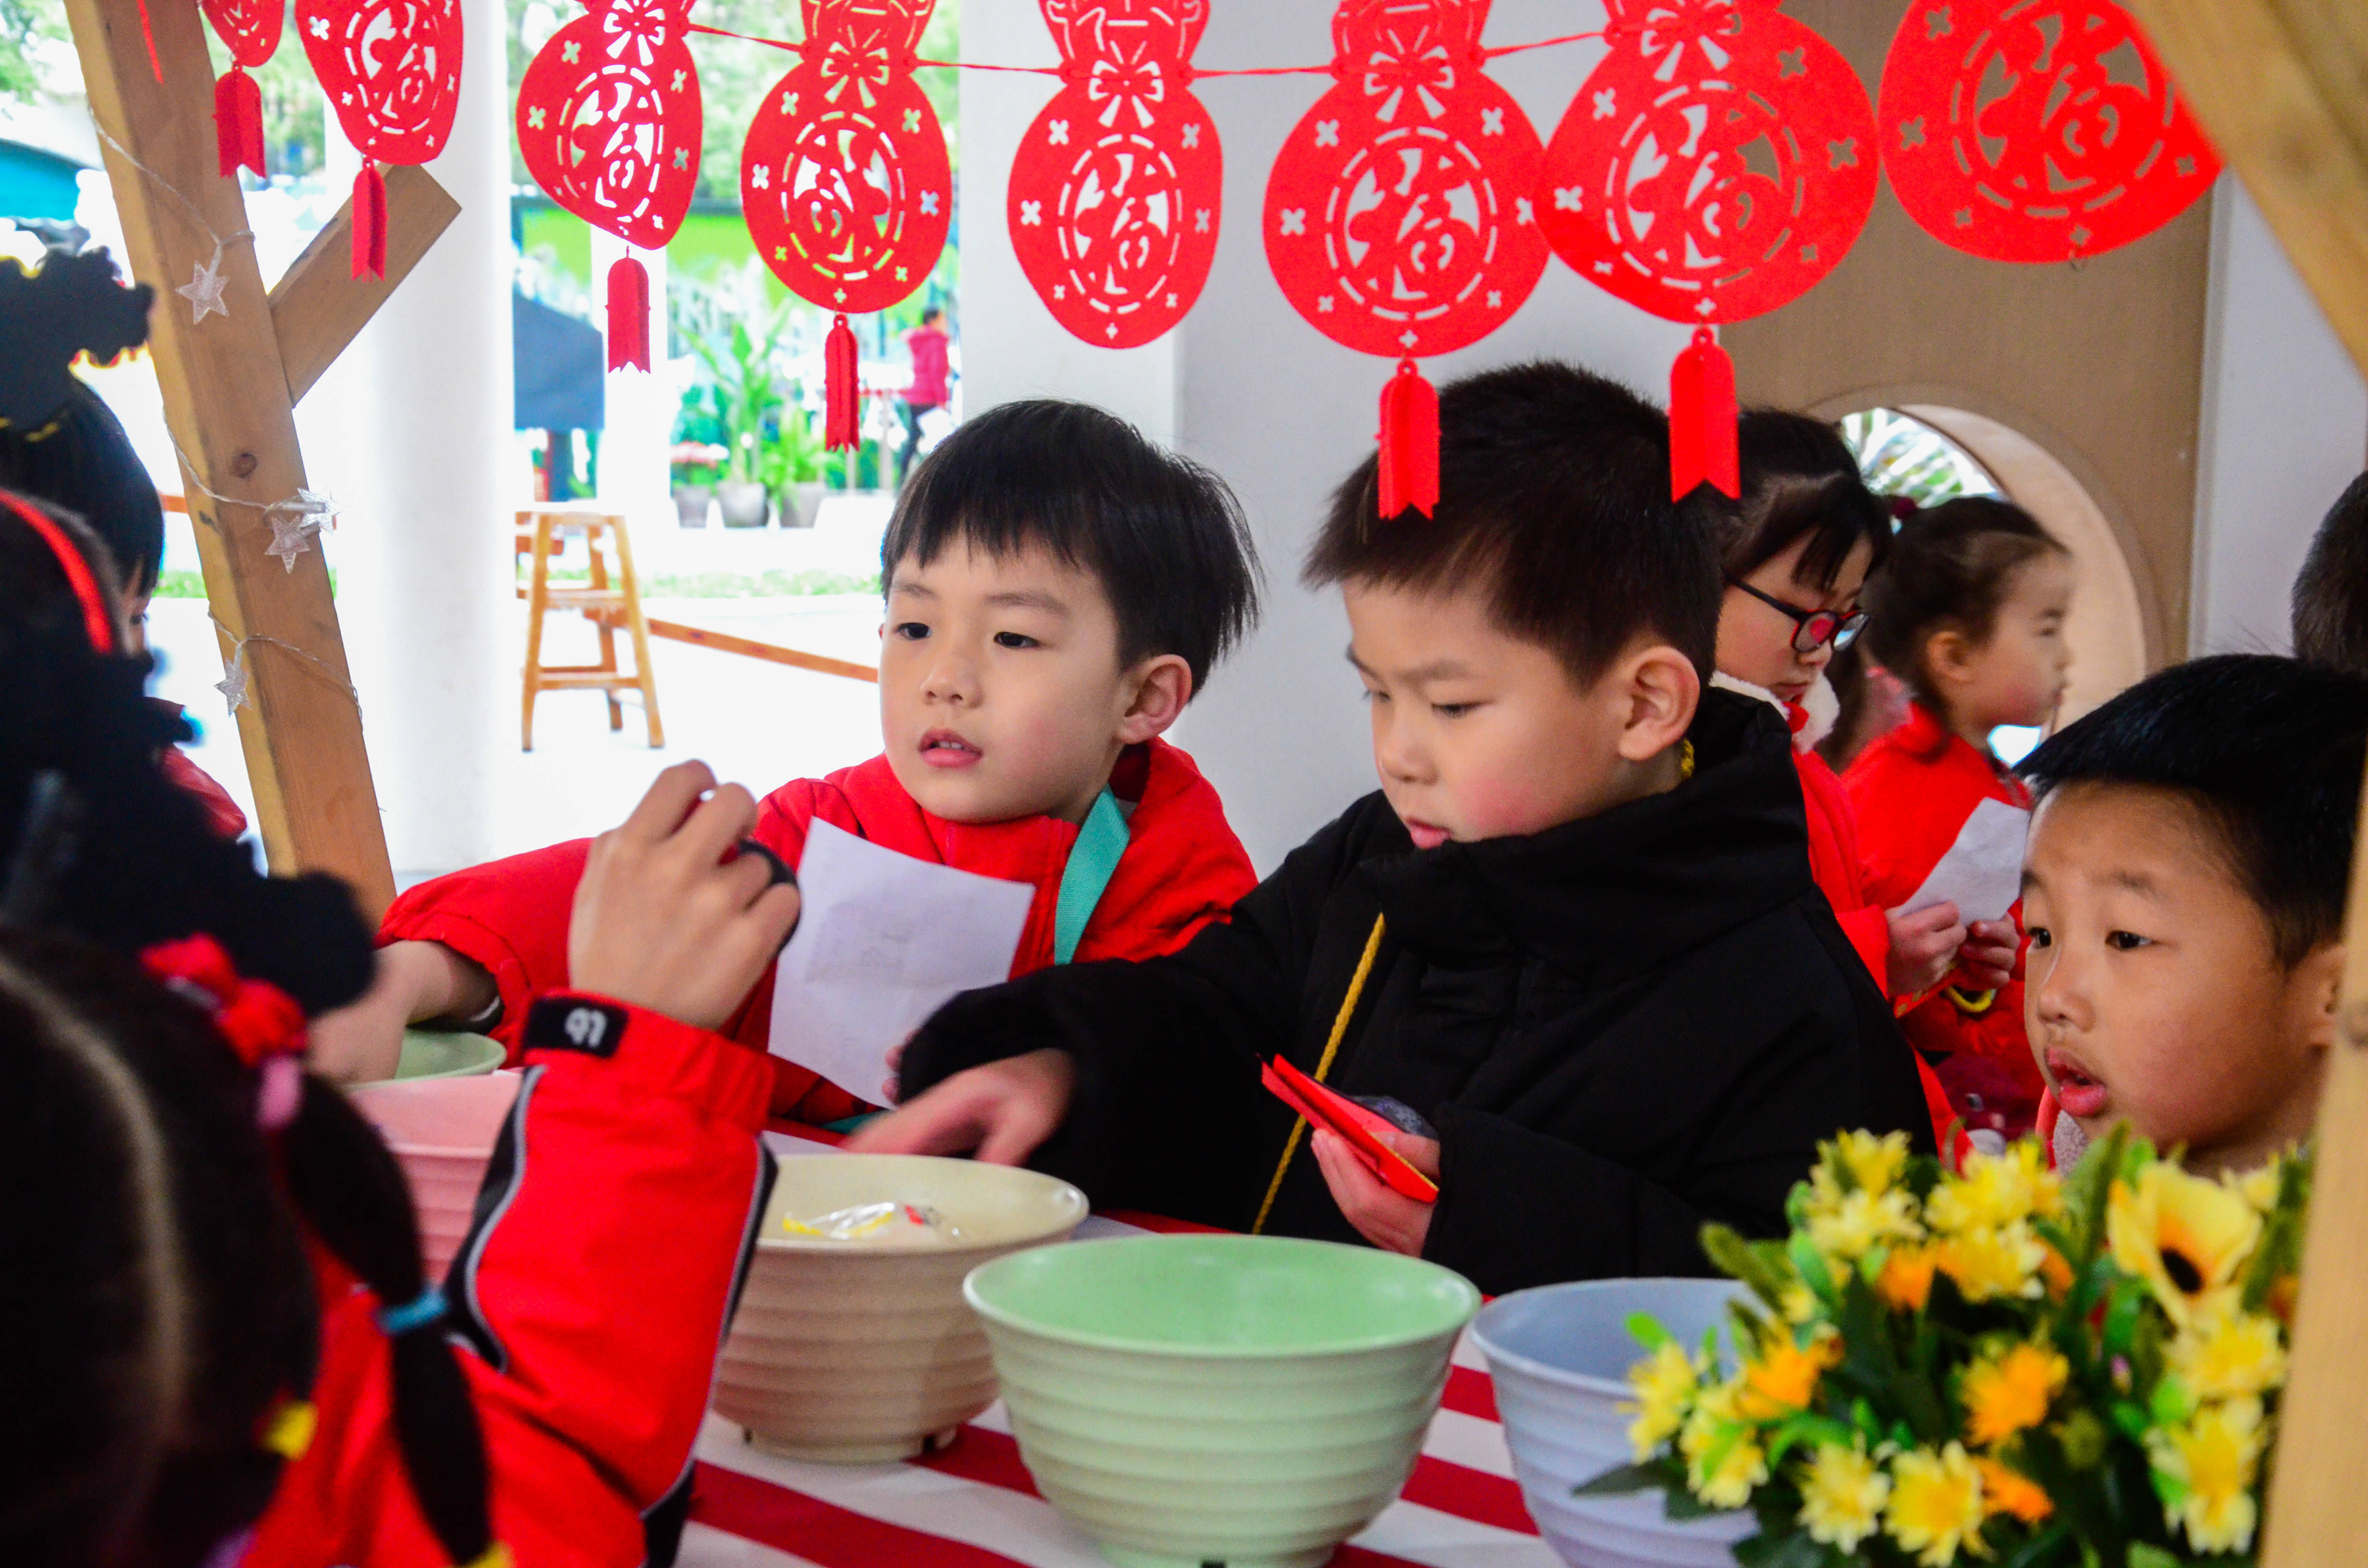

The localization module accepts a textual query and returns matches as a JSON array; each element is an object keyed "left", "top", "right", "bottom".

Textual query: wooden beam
[
  {"left": 63, "top": 0, "right": 395, "bottom": 915},
  {"left": 2122, "top": 0, "right": 2368, "bottom": 380},
  {"left": 2112, "top": 4, "right": 2368, "bottom": 1564},
  {"left": 269, "top": 164, "right": 462, "bottom": 406},
  {"left": 641, "top": 617, "right": 880, "bottom": 683}
]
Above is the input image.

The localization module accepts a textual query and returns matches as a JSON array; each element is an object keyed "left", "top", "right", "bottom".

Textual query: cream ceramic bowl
[
  {"left": 965, "top": 1234, "right": 1480, "bottom": 1568},
  {"left": 1472, "top": 1278, "right": 1753, "bottom": 1568},
  {"left": 713, "top": 1153, "right": 1088, "bottom": 1464},
  {"left": 346, "top": 1072, "right": 522, "bottom": 1282}
]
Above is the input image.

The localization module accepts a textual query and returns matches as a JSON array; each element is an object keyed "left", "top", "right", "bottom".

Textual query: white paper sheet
[
  {"left": 1896, "top": 796, "right": 2031, "bottom": 925},
  {"left": 767, "top": 820, "right": 1036, "bottom": 1104}
]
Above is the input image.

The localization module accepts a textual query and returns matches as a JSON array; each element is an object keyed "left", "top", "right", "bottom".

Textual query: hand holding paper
[{"left": 767, "top": 821, "right": 1036, "bottom": 1105}]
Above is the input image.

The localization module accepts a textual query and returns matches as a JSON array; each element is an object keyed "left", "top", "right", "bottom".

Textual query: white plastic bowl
[
  {"left": 346, "top": 1073, "right": 522, "bottom": 1282},
  {"left": 1472, "top": 1278, "right": 1754, "bottom": 1568}
]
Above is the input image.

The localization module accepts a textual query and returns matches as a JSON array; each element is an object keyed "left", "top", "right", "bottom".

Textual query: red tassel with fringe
[
  {"left": 1376, "top": 358, "right": 1440, "bottom": 519},
  {"left": 824, "top": 314, "right": 860, "bottom": 452},
  {"left": 351, "top": 164, "right": 387, "bottom": 281},
  {"left": 606, "top": 258, "right": 651, "bottom": 371},
  {"left": 215, "top": 68, "right": 266, "bottom": 180},
  {"left": 1668, "top": 326, "right": 1739, "bottom": 500}
]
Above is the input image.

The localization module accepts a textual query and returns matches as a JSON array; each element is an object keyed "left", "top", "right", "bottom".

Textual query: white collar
[{"left": 1710, "top": 670, "right": 1839, "bottom": 754}]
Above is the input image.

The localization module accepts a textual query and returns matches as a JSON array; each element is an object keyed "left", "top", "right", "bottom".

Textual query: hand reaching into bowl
[
  {"left": 846, "top": 1049, "right": 1075, "bottom": 1166},
  {"left": 569, "top": 760, "right": 802, "bottom": 1030}
]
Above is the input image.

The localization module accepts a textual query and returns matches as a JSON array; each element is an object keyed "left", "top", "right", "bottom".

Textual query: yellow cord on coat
[{"left": 1251, "top": 914, "right": 1387, "bottom": 1235}]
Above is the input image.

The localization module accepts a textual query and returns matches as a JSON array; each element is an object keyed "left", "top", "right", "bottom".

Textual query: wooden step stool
[{"left": 515, "top": 505, "right": 665, "bottom": 750}]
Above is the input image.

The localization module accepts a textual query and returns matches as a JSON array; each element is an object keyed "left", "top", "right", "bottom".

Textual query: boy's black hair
[
  {"left": 881, "top": 399, "right": 1260, "bottom": 695},
  {"left": 1726, "top": 409, "right": 1891, "bottom": 590},
  {"left": 2023, "top": 653, "right": 2368, "bottom": 968},
  {"left": 1302, "top": 360, "right": 1721, "bottom": 681},
  {"left": 1860, "top": 495, "right": 2065, "bottom": 719},
  {"left": 2292, "top": 471, "right": 2368, "bottom": 672},
  {"left": 0, "top": 379, "right": 166, "bottom": 600},
  {"left": 920, "top": 305, "right": 945, "bottom": 326}
]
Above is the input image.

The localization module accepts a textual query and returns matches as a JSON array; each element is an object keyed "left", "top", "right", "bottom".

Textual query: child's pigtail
[{"left": 275, "top": 1077, "right": 499, "bottom": 1568}]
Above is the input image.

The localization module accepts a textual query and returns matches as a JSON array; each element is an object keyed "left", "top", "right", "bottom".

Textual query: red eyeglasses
[{"left": 1726, "top": 576, "right": 1867, "bottom": 655}]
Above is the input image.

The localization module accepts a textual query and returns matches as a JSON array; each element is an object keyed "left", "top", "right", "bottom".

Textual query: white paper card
[
  {"left": 767, "top": 820, "right": 1036, "bottom": 1104},
  {"left": 1896, "top": 796, "right": 2031, "bottom": 925}
]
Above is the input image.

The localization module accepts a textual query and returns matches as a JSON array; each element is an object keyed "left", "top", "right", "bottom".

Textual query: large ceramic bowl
[
  {"left": 966, "top": 1234, "right": 1480, "bottom": 1568},
  {"left": 1472, "top": 1278, "right": 1753, "bottom": 1568},
  {"left": 713, "top": 1154, "right": 1087, "bottom": 1463},
  {"left": 345, "top": 1072, "right": 522, "bottom": 1282}
]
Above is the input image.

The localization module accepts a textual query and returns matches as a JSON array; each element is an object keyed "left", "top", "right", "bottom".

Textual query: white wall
[
  {"left": 959, "top": 0, "right": 1690, "bottom": 871},
  {"left": 2191, "top": 179, "right": 2368, "bottom": 657}
]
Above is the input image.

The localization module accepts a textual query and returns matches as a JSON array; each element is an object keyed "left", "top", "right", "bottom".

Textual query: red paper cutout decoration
[
  {"left": 1668, "top": 326, "right": 1738, "bottom": 498},
  {"left": 1536, "top": 0, "right": 1879, "bottom": 326},
  {"left": 1008, "top": 0, "right": 1221, "bottom": 348},
  {"left": 741, "top": 0, "right": 951, "bottom": 314},
  {"left": 824, "top": 314, "right": 861, "bottom": 448},
  {"left": 1265, "top": 0, "right": 1549, "bottom": 361},
  {"left": 1877, "top": 0, "right": 2218, "bottom": 262},
  {"left": 606, "top": 257, "right": 651, "bottom": 370},
  {"left": 516, "top": 0, "right": 704, "bottom": 252},
  {"left": 353, "top": 162, "right": 388, "bottom": 278},
  {"left": 201, "top": 0, "right": 281, "bottom": 177},
  {"left": 298, "top": 0, "right": 464, "bottom": 166}
]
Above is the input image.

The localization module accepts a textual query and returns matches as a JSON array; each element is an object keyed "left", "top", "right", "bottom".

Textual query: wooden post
[
  {"left": 62, "top": 0, "right": 454, "bottom": 918},
  {"left": 2114, "top": 2, "right": 2368, "bottom": 1562}
]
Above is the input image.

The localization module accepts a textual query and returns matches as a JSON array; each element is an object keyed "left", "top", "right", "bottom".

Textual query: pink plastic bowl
[{"left": 346, "top": 1074, "right": 523, "bottom": 1280}]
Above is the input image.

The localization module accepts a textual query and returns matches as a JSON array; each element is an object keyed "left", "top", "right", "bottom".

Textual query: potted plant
[
  {"left": 668, "top": 389, "right": 728, "bottom": 528},
  {"left": 764, "top": 398, "right": 829, "bottom": 528},
  {"left": 691, "top": 305, "right": 791, "bottom": 528},
  {"left": 1583, "top": 1128, "right": 2308, "bottom": 1568}
]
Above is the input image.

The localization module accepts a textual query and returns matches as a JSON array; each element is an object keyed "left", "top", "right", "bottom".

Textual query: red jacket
[
  {"left": 244, "top": 995, "right": 776, "bottom": 1568},
  {"left": 380, "top": 740, "right": 1257, "bottom": 1119},
  {"left": 1845, "top": 703, "right": 2041, "bottom": 1106}
]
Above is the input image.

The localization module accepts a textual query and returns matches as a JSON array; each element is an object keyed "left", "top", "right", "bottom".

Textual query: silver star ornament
[{"left": 177, "top": 254, "right": 230, "bottom": 323}]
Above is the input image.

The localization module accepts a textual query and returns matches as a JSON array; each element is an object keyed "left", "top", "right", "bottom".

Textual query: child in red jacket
[
  {"left": 1710, "top": 414, "right": 2014, "bottom": 1150},
  {"left": 1848, "top": 497, "right": 2075, "bottom": 1139},
  {"left": 315, "top": 402, "right": 1263, "bottom": 1119},
  {"left": 5, "top": 497, "right": 790, "bottom": 1568}
]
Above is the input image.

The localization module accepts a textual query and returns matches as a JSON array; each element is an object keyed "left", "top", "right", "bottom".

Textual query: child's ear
[
  {"left": 1116, "top": 653, "right": 1194, "bottom": 745},
  {"left": 1927, "top": 626, "right": 1976, "bottom": 689},
  {"left": 2298, "top": 940, "right": 2346, "bottom": 1056},
  {"left": 1613, "top": 645, "right": 1701, "bottom": 763}
]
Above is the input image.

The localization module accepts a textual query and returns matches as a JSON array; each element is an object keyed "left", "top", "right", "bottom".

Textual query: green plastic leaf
[
  {"left": 1663, "top": 1485, "right": 1731, "bottom": 1521},
  {"left": 2102, "top": 1280, "right": 2147, "bottom": 1356},
  {"left": 1732, "top": 1530, "right": 1841, "bottom": 1568},
  {"left": 1573, "top": 1460, "right": 1676, "bottom": 1497},
  {"left": 2149, "top": 1374, "right": 2195, "bottom": 1430},
  {"left": 1625, "top": 1311, "right": 1675, "bottom": 1353},
  {"left": 2127, "top": 1544, "right": 2186, "bottom": 1568}
]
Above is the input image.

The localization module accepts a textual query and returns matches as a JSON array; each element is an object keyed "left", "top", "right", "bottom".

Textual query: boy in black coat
[{"left": 852, "top": 363, "right": 1934, "bottom": 1295}]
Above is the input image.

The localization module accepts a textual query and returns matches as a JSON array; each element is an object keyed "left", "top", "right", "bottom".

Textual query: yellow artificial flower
[
  {"left": 1928, "top": 1141, "right": 2061, "bottom": 1236},
  {"left": 1737, "top": 1330, "right": 1841, "bottom": 1421},
  {"left": 1623, "top": 1340, "right": 1702, "bottom": 1460},
  {"left": 2150, "top": 1397, "right": 2267, "bottom": 1555},
  {"left": 1960, "top": 1342, "right": 2069, "bottom": 1448},
  {"left": 2168, "top": 1307, "right": 2288, "bottom": 1403},
  {"left": 2109, "top": 1164, "right": 2261, "bottom": 1326},
  {"left": 1831, "top": 1128, "right": 1913, "bottom": 1198},
  {"left": 1808, "top": 1185, "right": 1924, "bottom": 1262},
  {"left": 1678, "top": 1381, "right": 1770, "bottom": 1509},
  {"left": 2227, "top": 1161, "right": 2282, "bottom": 1215},
  {"left": 1886, "top": 1442, "right": 1990, "bottom": 1566},
  {"left": 1877, "top": 1243, "right": 1940, "bottom": 1312},
  {"left": 1779, "top": 1280, "right": 1820, "bottom": 1324},
  {"left": 1798, "top": 1442, "right": 1891, "bottom": 1552},
  {"left": 1937, "top": 1222, "right": 2048, "bottom": 1304},
  {"left": 1974, "top": 1457, "right": 2053, "bottom": 1524}
]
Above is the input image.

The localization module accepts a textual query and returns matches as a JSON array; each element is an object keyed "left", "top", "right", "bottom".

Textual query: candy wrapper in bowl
[{"left": 713, "top": 1153, "right": 1087, "bottom": 1463}]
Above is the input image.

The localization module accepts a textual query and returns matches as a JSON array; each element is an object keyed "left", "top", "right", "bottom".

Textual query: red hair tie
[
  {"left": 141, "top": 935, "right": 308, "bottom": 1127},
  {"left": 3, "top": 493, "right": 116, "bottom": 654}
]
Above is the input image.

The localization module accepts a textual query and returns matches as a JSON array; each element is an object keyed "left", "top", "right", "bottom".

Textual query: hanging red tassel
[
  {"left": 605, "top": 257, "right": 651, "bottom": 372},
  {"left": 1376, "top": 358, "right": 1440, "bottom": 520},
  {"left": 215, "top": 68, "right": 266, "bottom": 180},
  {"left": 1668, "top": 326, "right": 1739, "bottom": 501},
  {"left": 824, "top": 314, "right": 860, "bottom": 452},
  {"left": 351, "top": 164, "right": 387, "bottom": 281}
]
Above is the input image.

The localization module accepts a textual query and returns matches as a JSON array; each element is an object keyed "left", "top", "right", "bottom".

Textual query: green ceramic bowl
[
  {"left": 394, "top": 1029, "right": 506, "bottom": 1080},
  {"left": 965, "top": 1235, "right": 1479, "bottom": 1568}
]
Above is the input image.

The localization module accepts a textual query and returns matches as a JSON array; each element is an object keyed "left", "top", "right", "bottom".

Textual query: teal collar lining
[{"left": 1052, "top": 788, "right": 1132, "bottom": 965}]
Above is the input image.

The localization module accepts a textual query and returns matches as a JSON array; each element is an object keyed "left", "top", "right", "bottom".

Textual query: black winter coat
[{"left": 899, "top": 690, "right": 1934, "bottom": 1296}]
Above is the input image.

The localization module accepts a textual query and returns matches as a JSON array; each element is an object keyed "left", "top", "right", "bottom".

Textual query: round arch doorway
[{"left": 1839, "top": 404, "right": 2153, "bottom": 755}]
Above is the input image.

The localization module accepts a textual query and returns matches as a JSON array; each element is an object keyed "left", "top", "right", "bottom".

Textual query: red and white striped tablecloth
[{"left": 675, "top": 1129, "right": 1559, "bottom": 1568}]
